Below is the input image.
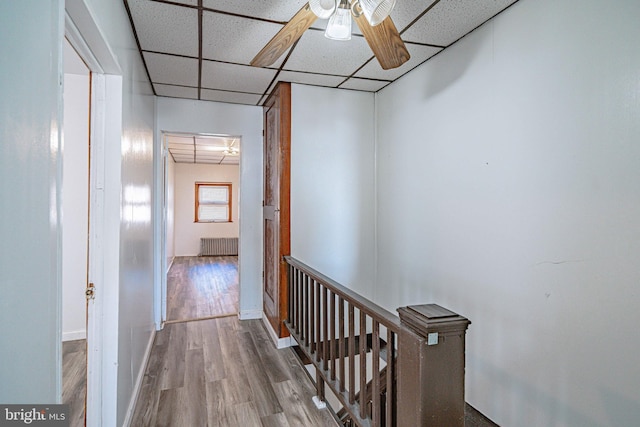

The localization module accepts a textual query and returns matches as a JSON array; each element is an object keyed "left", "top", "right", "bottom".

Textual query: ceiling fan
[{"left": 250, "top": 0, "right": 410, "bottom": 70}]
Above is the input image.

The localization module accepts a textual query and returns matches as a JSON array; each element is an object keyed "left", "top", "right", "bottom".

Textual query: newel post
[{"left": 397, "top": 304, "right": 471, "bottom": 427}]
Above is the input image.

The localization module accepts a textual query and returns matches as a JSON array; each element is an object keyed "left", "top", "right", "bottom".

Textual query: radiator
[{"left": 200, "top": 237, "right": 238, "bottom": 256}]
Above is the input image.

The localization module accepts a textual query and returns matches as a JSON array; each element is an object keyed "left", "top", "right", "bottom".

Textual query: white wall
[
  {"left": 375, "top": 0, "right": 640, "bottom": 425},
  {"left": 166, "top": 156, "right": 175, "bottom": 269},
  {"left": 62, "top": 70, "right": 90, "bottom": 341},
  {"left": 0, "top": 0, "right": 64, "bottom": 403},
  {"left": 290, "top": 84, "right": 376, "bottom": 298},
  {"left": 174, "top": 163, "right": 240, "bottom": 256},
  {"left": 156, "top": 97, "right": 263, "bottom": 318}
]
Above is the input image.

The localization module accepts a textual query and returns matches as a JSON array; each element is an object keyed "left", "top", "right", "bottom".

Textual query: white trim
[
  {"left": 64, "top": 0, "right": 121, "bottom": 74},
  {"left": 261, "top": 313, "right": 293, "bottom": 349},
  {"left": 63, "top": 330, "right": 87, "bottom": 342},
  {"left": 122, "top": 330, "right": 156, "bottom": 427},
  {"left": 239, "top": 309, "right": 262, "bottom": 320},
  {"left": 64, "top": 11, "right": 102, "bottom": 74},
  {"left": 166, "top": 256, "right": 175, "bottom": 274},
  {"left": 85, "top": 72, "right": 105, "bottom": 427}
]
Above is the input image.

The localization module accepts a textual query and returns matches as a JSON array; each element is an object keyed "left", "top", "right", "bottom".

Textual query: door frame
[
  {"left": 156, "top": 130, "right": 244, "bottom": 326},
  {"left": 64, "top": 1, "right": 123, "bottom": 424}
]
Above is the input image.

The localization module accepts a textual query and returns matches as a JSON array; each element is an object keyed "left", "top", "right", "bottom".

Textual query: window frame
[{"left": 194, "top": 182, "right": 232, "bottom": 223}]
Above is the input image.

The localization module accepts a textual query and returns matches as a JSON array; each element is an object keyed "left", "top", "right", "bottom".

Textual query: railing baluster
[
  {"left": 386, "top": 329, "right": 395, "bottom": 427},
  {"left": 322, "top": 285, "right": 329, "bottom": 371},
  {"left": 302, "top": 274, "right": 312, "bottom": 347},
  {"left": 372, "top": 320, "right": 380, "bottom": 426},
  {"left": 287, "top": 265, "right": 294, "bottom": 323},
  {"left": 359, "top": 310, "right": 367, "bottom": 419},
  {"left": 309, "top": 276, "right": 315, "bottom": 354},
  {"left": 339, "top": 296, "right": 345, "bottom": 392},
  {"left": 315, "top": 279, "right": 321, "bottom": 363},
  {"left": 294, "top": 268, "right": 300, "bottom": 335},
  {"left": 330, "top": 291, "right": 336, "bottom": 381},
  {"left": 348, "top": 303, "right": 355, "bottom": 404}
]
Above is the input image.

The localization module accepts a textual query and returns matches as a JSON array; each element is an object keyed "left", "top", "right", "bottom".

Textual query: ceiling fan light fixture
[
  {"left": 325, "top": 0, "right": 352, "bottom": 41},
  {"left": 309, "top": 0, "right": 336, "bottom": 19},
  {"left": 359, "top": 0, "right": 396, "bottom": 26},
  {"left": 223, "top": 147, "right": 239, "bottom": 156}
]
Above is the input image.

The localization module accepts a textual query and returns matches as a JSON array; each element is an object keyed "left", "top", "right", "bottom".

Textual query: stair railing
[
  {"left": 285, "top": 256, "right": 400, "bottom": 427},
  {"left": 285, "top": 256, "right": 472, "bottom": 427}
]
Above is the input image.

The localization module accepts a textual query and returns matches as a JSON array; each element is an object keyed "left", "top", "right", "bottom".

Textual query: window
[{"left": 195, "top": 182, "right": 232, "bottom": 223}]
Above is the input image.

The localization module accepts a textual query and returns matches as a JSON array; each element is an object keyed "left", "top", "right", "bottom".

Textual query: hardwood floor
[
  {"left": 167, "top": 256, "right": 239, "bottom": 322},
  {"left": 62, "top": 339, "right": 86, "bottom": 427},
  {"left": 131, "top": 316, "right": 338, "bottom": 426}
]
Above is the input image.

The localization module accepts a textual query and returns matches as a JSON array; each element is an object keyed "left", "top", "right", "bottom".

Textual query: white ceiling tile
[
  {"left": 129, "top": 0, "right": 198, "bottom": 56},
  {"left": 201, "top": 61, "right": 275, "bottom": 94},
  {"left": 201, "top": 88, "right": 263, "bottom": 105},
  {"left": 167, "top": 0, "right": 198, "bottom": 5},
  {"left": 389, "top": 0, "right": 440, "bottom": 33},
  {"left": 355, "top": 44, "right": 442, "bottom": 80},
  {"left": 402, "top": 0, "right": 518, "bottom": 46},
  {"left": 203, "top": 0, "right": 308, "bottom": 21},
  {"left": 154, "top": 84, "right": 198, "bottom": 99},
  {"left": 202, "top": 11, "right": 287, "bottom": 66},
  {"left": 196, "top": 155, "right": 224, "bottom": 161},
  {"left": 284, "top": 29, "right": 372, "bottom": 75},
  {"left": 167, "top": 135, "right": 194, "bottom": 145},
  {"left": 277, "top": 71, "right": 345, "bottom": 88},
  {"left": 195, "top": 136, "right": 233, "bottom": 146},
  {"left": 339, "top": 78, "right": 390, "bottom": 92},
  {"left": 144, "top": 53, "right": 199, "bottom": 86}
]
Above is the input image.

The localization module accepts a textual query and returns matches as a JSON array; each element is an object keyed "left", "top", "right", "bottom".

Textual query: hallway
[
  {"left": 130, "top": 316, "right": 337, "bottom": 426},
  {"left": 129, "top": 256, "right": 336, "bottom": 426}
]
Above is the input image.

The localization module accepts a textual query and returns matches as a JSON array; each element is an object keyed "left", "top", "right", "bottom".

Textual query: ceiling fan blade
[
  {"left": 250, "top": 3, "right": 318, "bottom": 67},
  {"left": 353, "top": 14, "right": 410, "bottom": 70}
]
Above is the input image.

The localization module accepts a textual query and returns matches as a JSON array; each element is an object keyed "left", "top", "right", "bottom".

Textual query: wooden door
[{"left": 263, "top": 82, "right": 291, "bottom": 338}]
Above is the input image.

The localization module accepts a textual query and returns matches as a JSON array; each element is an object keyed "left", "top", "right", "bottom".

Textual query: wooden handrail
[{"left": 284, "top": 256, "right": 401, "bottom": 332}]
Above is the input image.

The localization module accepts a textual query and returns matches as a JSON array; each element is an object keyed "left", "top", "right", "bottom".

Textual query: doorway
[
  {"left": 161, "top": 132, "right": 242, "bottom": 324},
  {"left": 61, "top": 37, "right": 90, "bottom": 427}
]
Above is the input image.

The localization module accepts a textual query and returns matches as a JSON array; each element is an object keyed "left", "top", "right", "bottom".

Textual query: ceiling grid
[{"left": 124, "top": 0, "right": 520, "bottom": 106}]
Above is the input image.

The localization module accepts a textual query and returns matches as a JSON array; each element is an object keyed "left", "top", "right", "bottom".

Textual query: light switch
[{"left": 427, "top": 332, "right": 438, "bottom": 345}]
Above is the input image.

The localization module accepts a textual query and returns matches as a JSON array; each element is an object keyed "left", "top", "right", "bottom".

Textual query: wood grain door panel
[{"left": 263, "top": 82, "right": 291, "bottom": 338}]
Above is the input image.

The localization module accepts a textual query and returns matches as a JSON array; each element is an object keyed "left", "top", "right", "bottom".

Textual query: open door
[{"left": 263, "top": 82, "right": 291, "bottom": 339}]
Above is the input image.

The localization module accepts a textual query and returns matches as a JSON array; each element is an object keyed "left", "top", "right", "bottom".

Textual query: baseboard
[
  {"left": 62, "top": 330, "right": 87, "bottom": 341},
  {"left": 123, "top": 329, "right": 156, "bottom": 427},
  {"left": 261, "top": 313, "right": 293, "bottom": 349},
  {"left": 239, "top": 309, "right": 262, "bottom": 320}
]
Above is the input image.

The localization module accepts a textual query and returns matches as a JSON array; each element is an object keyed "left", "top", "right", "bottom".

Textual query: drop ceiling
[
  {"left": 125, "top": 0, "right": 519, "bottom": 106},
  {"left": 166, "top": 133, "right": 241, "bottom": 165}
]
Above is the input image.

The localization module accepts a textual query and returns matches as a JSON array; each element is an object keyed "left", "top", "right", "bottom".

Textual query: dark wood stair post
[{"left": 397, "top": 304, "right": 471, "bottom": 427}]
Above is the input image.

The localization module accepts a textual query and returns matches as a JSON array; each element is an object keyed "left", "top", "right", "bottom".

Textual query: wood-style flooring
[
  {"left": 130, "top": 316, "right": 338, "bottom": 426},
  {"left": 62, "top": 339, "right": 86, "bottom": 427},
  {"left": 133, "top": 255, "right": 336, "bottom": 426},
  {"left": 167, "top": 256, "right": 239, "bottom": 322}
]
